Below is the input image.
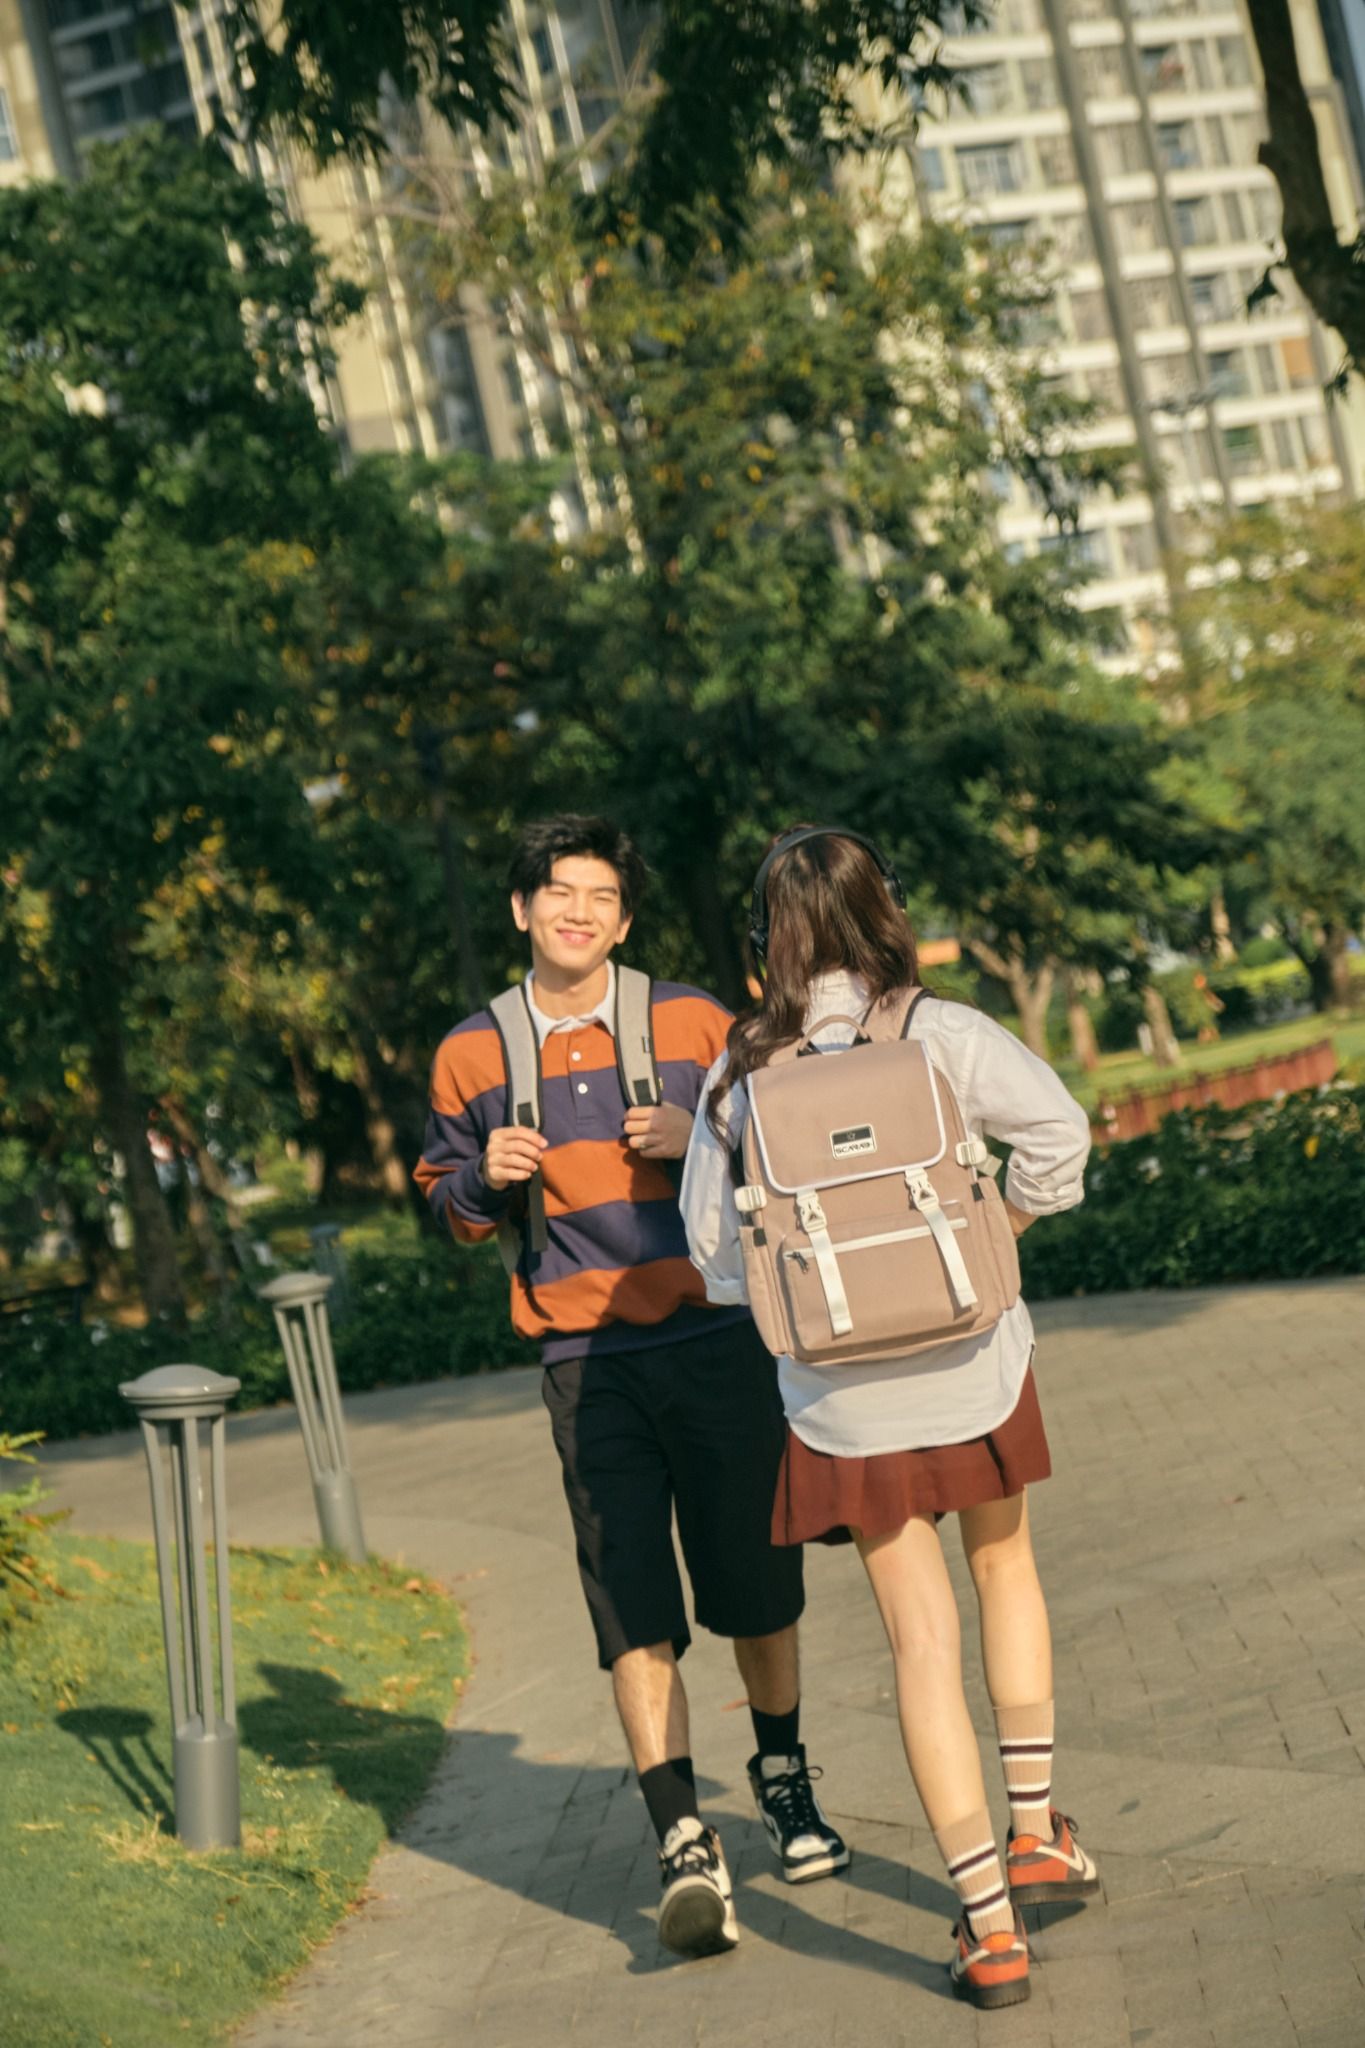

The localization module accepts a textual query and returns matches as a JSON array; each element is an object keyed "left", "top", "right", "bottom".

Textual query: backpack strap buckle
[
  {"left": 796, "top": 1191, "right": 853, "bottom": 1338},
  {"left": 906, "top": 1169, "right": 978, "bottom": 1312}
]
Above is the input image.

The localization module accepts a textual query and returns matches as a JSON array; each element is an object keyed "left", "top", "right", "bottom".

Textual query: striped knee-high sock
[
  {"left": 994, "top": 1702, "right": 1055, "bottom": 1841},
  {"left": 934, "top": 1811, "right": 1015, "bottom": 1941}
]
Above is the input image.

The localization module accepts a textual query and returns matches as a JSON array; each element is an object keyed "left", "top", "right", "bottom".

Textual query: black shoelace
[
  {"left": 661, "top": 1829, "right": 717, "bottom": 1878},
  {"left": 761, "top": 1760, "right": 827, "bottom": 1838}
]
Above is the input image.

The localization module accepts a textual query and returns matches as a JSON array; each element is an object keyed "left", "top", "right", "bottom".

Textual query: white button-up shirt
[{"left": 680, "top": 973, "right": 1091, "bottom": 1455}]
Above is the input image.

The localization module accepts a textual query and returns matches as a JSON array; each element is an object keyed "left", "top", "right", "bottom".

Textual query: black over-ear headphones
[{"left": 748, "top": 826, "right": 906, "bottom": 965}]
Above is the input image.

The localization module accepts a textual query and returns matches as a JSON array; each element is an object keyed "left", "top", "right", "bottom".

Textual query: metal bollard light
[
  {"left": 258, "top": 1271, "right": 366, "bottom": 1563},
  {"left": 308, "top": 1223, "right": 350, "bottom": 1324},
  {"left": 120, "top": 1364, "right": 242, "bottom": 1851}
]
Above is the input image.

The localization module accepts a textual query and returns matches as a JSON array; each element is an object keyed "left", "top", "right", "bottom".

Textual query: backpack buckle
[
  {"left": 735, "top": 1185, "right": 767, "bottom": 1215},
  {"left": 796, "top": 1191, "right": 828, "bottom": 1234}
]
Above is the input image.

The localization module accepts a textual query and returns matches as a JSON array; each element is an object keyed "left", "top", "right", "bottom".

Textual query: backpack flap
[{"left": 747, "top": 1036, "right": 948, "bottom": 1196}]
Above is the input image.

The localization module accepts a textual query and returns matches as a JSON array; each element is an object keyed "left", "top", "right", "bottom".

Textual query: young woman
[{"left": 681, "top": 827, "right": 1097, "bottom": 2010}]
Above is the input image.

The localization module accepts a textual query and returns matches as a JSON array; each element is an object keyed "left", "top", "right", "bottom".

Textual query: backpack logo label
[{"left": 831, "top": 1123, "right": 877, "bottom": 1158}]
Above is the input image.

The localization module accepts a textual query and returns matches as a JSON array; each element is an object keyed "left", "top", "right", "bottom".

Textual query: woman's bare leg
[
  {"left": 856, "top": 1513, "right": 989, "bottom": 1828},
  {"left": 958, "top": 1492, "right": 1052, "bottom": 1708}
]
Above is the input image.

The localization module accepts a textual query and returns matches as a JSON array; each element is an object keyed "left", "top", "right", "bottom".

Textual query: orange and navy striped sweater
[{"left": 414, "top": 981, "right": 749, "bottom": 1363}]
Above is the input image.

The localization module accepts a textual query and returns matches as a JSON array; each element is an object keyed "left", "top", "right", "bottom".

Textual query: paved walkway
[{"left": 42, "top": 1281, "right": 1365, "bottom": 2048}]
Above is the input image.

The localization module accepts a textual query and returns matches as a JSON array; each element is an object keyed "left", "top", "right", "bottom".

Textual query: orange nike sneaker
[
  {"left": 949, "top": 1911, "right": 1031, "bottom": 2010},
  {"left": 1006, "top": 1810, "right": 1100, "bottom": 1906}
]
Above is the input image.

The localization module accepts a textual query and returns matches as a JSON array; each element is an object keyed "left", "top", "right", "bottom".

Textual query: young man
[{"left": 416, "top": 815, "right": 846, "bottom": 1958}]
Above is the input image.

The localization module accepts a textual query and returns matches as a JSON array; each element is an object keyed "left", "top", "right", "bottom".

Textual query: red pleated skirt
[{"left": 771, "top": 1364, "right": 1052, "bottom": 1547}]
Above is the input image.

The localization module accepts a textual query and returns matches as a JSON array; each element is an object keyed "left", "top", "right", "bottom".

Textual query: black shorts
[{"left": 541, "top": 1317, "right": 806, "bottom": 1670}]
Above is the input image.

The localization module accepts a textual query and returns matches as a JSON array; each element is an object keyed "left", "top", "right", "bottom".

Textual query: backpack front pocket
[{"left": 777, "top": 1204, "right": 976, "bottom": 1358}]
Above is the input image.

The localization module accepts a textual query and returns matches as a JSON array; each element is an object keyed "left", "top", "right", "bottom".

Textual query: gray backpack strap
[
  {"left": 613, "top": 965, "right": 663, "bottom": 1108},
  {"left": 487, "top": 984, "right": 548, "bottom": 1273}
]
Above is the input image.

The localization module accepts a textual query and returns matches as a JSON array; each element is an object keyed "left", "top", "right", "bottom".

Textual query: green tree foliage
[
  {"left": 1177, "top": 507, "right": 1365, "bottom": 1011},
  {"left": 392, "top": 162, "right": 1193, "bottom": 1021},
  {"left": 206, "top": 0, "right": 971, "bottom": 250},
  {"left": 0, "top": 131, "right": 361, "bottom": 1319}
]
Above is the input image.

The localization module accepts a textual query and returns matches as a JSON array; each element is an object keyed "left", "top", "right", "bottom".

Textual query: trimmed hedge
[
  {"left": 0, "top": 1239, "right": 533, "bottom": 1441},
  {"left": 1022, "top": 1083, "right": 1365, "bottom": 1298}
]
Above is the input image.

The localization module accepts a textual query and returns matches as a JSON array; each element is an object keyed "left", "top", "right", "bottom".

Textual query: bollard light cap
[
  {"left": 120, "top": 1363, "right": 241, "bottom": 1420},
  {"left": 258, "top": 1270, "right": 334, "bottom": 1308}
]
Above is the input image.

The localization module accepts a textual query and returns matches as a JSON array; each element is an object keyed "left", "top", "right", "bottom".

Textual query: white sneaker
[
  {"left": 747, "top": 1748, "right": 850, "bottom": 1884},
  {"left": 657, "top": 1817, "right": 739, "bottom": 1957}
]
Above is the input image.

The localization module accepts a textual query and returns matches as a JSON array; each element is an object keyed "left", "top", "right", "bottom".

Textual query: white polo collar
[{"left": 525, "top": 961, "right": 617, "bottom": 1046}]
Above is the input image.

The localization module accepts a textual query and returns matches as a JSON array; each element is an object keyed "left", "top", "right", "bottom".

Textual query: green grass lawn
[
  {"left": 1, "top": 1532, "right": 466, "bottom": 2048},
  {"left": 1056, "top": 1012, "right": 1365, "bottom": 1116}
]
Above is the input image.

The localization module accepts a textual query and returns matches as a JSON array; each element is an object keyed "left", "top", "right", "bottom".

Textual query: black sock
[
  {"left": 639, "top": 1757, "right": 698, "bottom": 1844},
  {"left": 750, "top": 1702, "right": 801, "bottom": 1760}
]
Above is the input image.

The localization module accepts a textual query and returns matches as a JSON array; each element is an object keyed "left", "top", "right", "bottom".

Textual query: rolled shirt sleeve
[
  {"left": 680, "top": 1054, "right": 750, "bottom": 1306},
  {"left": 959, "top": 1011, "right": 1091, "bottom": 1215}
]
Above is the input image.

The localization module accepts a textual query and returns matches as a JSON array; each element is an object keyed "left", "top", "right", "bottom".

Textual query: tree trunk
[
  {"left": 679, "top": 856, "right": 748, "bottom": 1011},
  {"left": 1010, "top": 964, "right": 1055, "bottom": 1060},
  {"left": 1063, "top": 969, "right": 1101, "bottom": 1072},
  {"left": 1247, "top": 0, "right": 1365, "bottom": 373},
  {"left": 965, "top": 941, "right": 1055, "bottom": 1058},
  {"left": 87, "top": 1008, "right": 187, "bottom": 1324},
  {"left": 286, "top": 1043, "right": 326, "bottom": 1197},
  {"left": 1209, "top": 887, "right": 1236, "bottom": 965},
  {"left": 348, "top": 1036, "right": 411, "bottom": 1208},
  {"left": 1306, "top": 922, "right": 1353, "bottom": 1011},
  {"left": 1141, "top": 985, "right": 1181, "bottom": 1068}
]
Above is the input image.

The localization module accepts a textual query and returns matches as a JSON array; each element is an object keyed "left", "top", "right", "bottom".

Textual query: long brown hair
[{"left": 708, "top": 829, "right": 919, "bottom": 1137}]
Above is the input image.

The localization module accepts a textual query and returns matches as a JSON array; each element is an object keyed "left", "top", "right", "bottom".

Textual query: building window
[
  {"left": 1134, "top": 278, "right": 1180, "bottom": 331},
  {"left": 1222, "top": 424, "right": 1263, "bottom": 474},
  {"left": 958, "top": 142, "right": 1024, "bottom": 196},
  {"left": 1069, "top": 289, "right": 1109, "bottom": 343},
  {"left": 1084, "top": 364, "right": 1126, "bottom": 412},
  {"left": 1035, "top": 133, "right": 1077, "bottom": 184},
  {"left": 1217, "top": 36, "right": 1252, "bottom": 88},
  {"left": 548, "top": 101, "right": 572, "bottom": 147},
  {"left": 1249, "top": 184, "right": 1281, "bottom": 241},
  {"left": 1157, "top": 122, "right": 1197, "bottom": 170},
  {"left": 1114, "top": 201, "right": 1160, "bottom": 254},
  {"left": 1096, "top": 123, "right": 1146, "bottom": 179},
  {"left": 0, "top": 86, "right": 15, "bottom": 163},
  {"left": 1120, "top": 523, "right": 1159, "bottom": 575},
  {"left": 1188, "top": 273, "right": 1228, "bottom": 324},
  {"left": 530, "top": 24, "right": 556, "bottom": 78},
  {"left": 957, "top": 64, "right": 1011, "bottom": 114},
  {"left": 1141, "top": 45, "right": 1185, "bottom": 90},
  {"left": 1079, "top": 47, "right": 1124, "bottom": 97},
  {"left": 1173, "top": 197, "right": 1216, "bottom": 248},
  {"left": 1205, "top": 350, "right": 1247, "bottom": 397},
  {"left": 1280, "top": 335, "right": 1316, "bottom": 387},
  {"left": 1021, "top": 59, "right": 1057, "bottom": 110},
  {"left": 918, "top": 146, "right": 946, "bottom": 192}
]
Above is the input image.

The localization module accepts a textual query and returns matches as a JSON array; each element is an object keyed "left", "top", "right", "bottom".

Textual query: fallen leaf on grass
[
  {"left": 420, "top": 1629, "right": 443, "bottom": 1641},
  {"left": 71, "top": 1555, "right": 113, "bottom": 1582},
  {"left": 18, "top": 1820, "right": 64, "bottom": 1833}
]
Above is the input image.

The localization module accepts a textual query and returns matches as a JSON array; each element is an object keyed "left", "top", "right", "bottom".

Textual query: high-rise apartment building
[
  {"left": 904, "top": 0, "right": 1365, "bottom": 644},
  {"left": 0, "top": 1, "right": 642, "bottom": 466},
  {"left": 3, "top": 0, "right": 1362, "bottom": 626}
]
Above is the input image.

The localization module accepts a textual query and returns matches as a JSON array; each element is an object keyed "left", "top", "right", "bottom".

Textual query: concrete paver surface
[{"left": 40, "top": 1280, "right": 1365, "bottom": 2048}]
